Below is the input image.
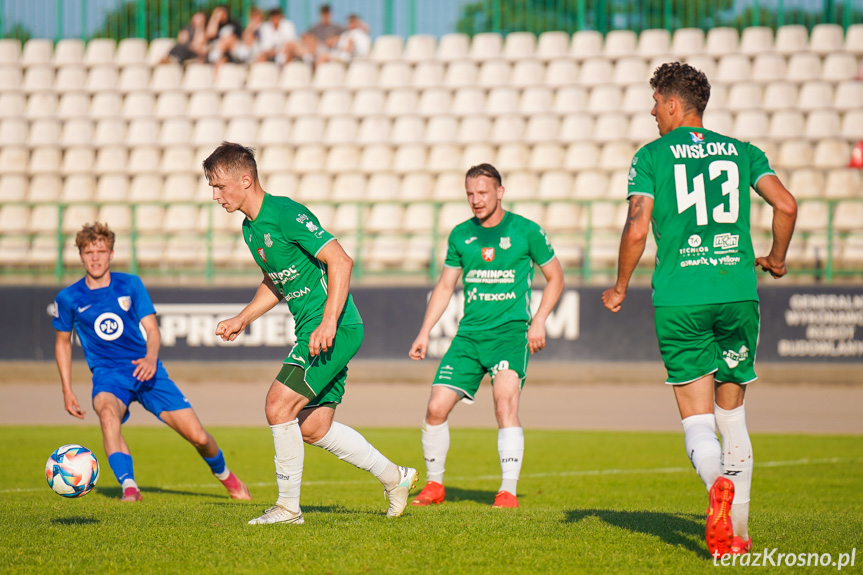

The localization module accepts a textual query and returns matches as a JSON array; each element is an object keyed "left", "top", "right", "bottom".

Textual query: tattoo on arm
[{"left": 624, "top": 196, "right": 646, "bottom": 232}]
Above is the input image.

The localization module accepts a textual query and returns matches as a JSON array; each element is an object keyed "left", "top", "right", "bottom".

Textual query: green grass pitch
[{"left": 1, "top": 426, "right": 860, "bottom": 574}]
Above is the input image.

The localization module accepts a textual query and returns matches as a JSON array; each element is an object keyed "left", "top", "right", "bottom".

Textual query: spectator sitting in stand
[
  {"left": 164, "top": 11, "right": 209, "bottom": 64},
  {"left": 257, "top": 8, "right": 301, "bottom": 64},
  {"left": 317, "top": 13, "right": 371, "bottom": 64},
  {"left": 207, "top": 5, "right": 247, "bottom": 65},
  {"left": 299, "top": 4, "right": 344, "bottom": 63}
]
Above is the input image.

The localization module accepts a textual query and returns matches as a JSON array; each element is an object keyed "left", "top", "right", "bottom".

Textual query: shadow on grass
[
  {"left": 52, "top": 517, "right": 99, "bottom": 525},
  {"left": 97, "top": 486, "right": 238, "bottom": 501},
  {"left": 445, "top": 485, "right": 510, "bottom": 506},
  {"left": 564, "top": 508, "right": 705, "bottom": 556}
]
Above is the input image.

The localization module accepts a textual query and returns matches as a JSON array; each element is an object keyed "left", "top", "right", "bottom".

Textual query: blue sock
[
  {"left": 108, "top": 452, "right": 134, "bottom": 485},
  {"left": 203, "top": 450, "right": 227, "bottom": 476}
]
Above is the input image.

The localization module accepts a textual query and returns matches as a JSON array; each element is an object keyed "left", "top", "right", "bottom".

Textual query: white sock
[
  {"left": 272, "top": 419, "right": 303, "bottom": 512},
  {"left": 715, "top": 403, "right": 753, "bottom": 539},
  {"left": 312, "top": 422, "right": 399, "bottom": 489},
  {"left": 498, "top": 426, "right": 524, "bottom": 496},
  {"left": 681, "top": 413, "right": 722, "bottom": 491},
  {"left": 421, "top": 419, "right": 449, "bottom": 484},
  {"left": 214, "top": 468, "right": 230, "bottom": 481},
  {"left": 121, "top": 478, "right": 138, "bottom": 490}
]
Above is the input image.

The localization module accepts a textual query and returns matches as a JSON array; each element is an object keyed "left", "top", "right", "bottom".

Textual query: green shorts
[
  {"left": 654, "top": 301, "right": 760, "bottom": 385},
  {"left": 433, "top": 325, "right": 529, "bottom": 403},
  {"left": 276, "top": 323, "right": 363, "bottom": 407}
]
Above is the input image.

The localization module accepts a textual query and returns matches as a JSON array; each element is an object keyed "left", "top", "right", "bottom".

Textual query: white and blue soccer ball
[{"left": 45, "top": 444, "right": 100, "bottom": 498}]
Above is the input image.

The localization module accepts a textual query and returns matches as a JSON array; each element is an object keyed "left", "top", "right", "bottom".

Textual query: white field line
[{"left": 4, "top": 457, "right": 858, "bottom": 495}]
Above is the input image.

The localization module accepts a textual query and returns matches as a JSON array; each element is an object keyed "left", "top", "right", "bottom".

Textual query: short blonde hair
[{"left": 75, "top": 222, "right": 115, "bottom": 252}]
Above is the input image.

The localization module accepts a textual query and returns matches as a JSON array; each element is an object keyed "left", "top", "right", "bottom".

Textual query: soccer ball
[{"left": 45, "top": 444, "right": 100, "bottom": 498}]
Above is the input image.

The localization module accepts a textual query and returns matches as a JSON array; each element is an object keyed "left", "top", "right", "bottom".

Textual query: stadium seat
[
  {"left": 761, "top": 82, "right": 797, "bottom": 112},
  {"left": 412, "top": 89, "right": 445, "bottom": 117},
  {"left": 478, "top": 60, "right": 512, "bottom": 88},
  {"left": 536, "top": 171, "right": 572, "bottom": 199},
  {"left": 746, "top": 55, "right": 787, "bottom": 87},
  {"left": 220, "top": 90, "right": 253, "bottom": 117},
  {"left": 115, "top": 64, "right": 148, "bottom": 92},
  {"left": 593, "top": 114, "right": 629, "bottom": 144},
  {"left": 788, "top": 169, "right": 825, "bottom": 199},
  {"left": 804, "top": 110, "right": 840, "bottom": 140},
  {"left": 53, "top": 39, "right": 85, "bottom": 66},
  {"left": 402, "top": 202, "right": 433, "bottom": 234},
  {"left": 29, "top": 174, "right": 62, "bottom": 201},
  {"left": 225, "top": 117, "right": 258, "bottom": 144},
  {"left": 604, "top": 30, "right": 637, "bottom": 59},
  {"left": 0, "top": 174, "right": 28, "bottom": 203},
  {"left": 345, "top": 60, "right": 379, "bottom": 90},
  {"left": 841, "top": 111, "right": 863, "bottom": 141},
  {"left": 553, "top": 86, "right": 588, "bottom": 114},
  {"left": 0, "top": 207, "right": 30, "bottom": 234},
  {"left": 682, "top": 55, "right": 716, "bottom": 79},
  {"left": 253, "top": 90, "right": 286, "bottom": 118},
  {"left": 366, "top": 172, "right": 401, "bottom": 199},
  {"left": 504, "top": 32, "right": 536, "bottom": 60},
  {"left": 726, "top": 82, "right": 762, "bottom": 111},
  {"left": 509, "top": 202, "right": 545, "bottom": 226},
  {"left": 774, "top": 25, "right": 808, "bottom": 54},
  {"left": 822, "top": 53, "right": 858, "bottom": 82},
  {"left": 529, "top": 142, "right": 564, "bottom": 171},
  {"left": 61, "top": 118, "right": 95, "bottom": 146},
  {"left": 146, "top": 38, "right": 175, "bottom": 65},
  {"left": 579, "top": 58, "right": 613, "bottom": 87},
  {"left": 56, "top": 66, "right": 88, "bottom": 92},
  {"left": 671, "top": 28, "right": 705, "bottom": 56},
  {"left": 716, "top": 54, "right": 752, "bottom": 83},
  {"left": 392, "top": 144, "right": 426, "bottom": 174},
  {"left": 444, "top": 61, "right": 478, "bottom": 88},
  {"left": 0, "top": 118, "right": 28, "bottom": 146},
  {"left": 213, "top": 63, "right": 245, "bottom": 92},
  {"left": 701, "top": 109, "right": 732, "bottom": 135},
  {"left": 291, "top": 145, "right": 326, "bottom": 174},
  {"left": 469, "top": 32, "right": 503, "bottom": 61},
  {"left": 59, "top": 147, "right": 92, "bottom": 175},
  {"left": 401, "top": 173, "right": 434, "bottom": 200},
  {"left": 258, "top": 145, "right": 293, "bottom": 175},
  {"left": 797, "top": 82, "right": 833, "bottom": 111},
  {"left": 450, "top": 88, "right": 484, "bottom": 117},
  {"left": 366, "top": 202, "right": 403, "bottom": 232},
  {"left": 0, "top": 39, "right": 21, "bottom": 65},
  {"left": 403, "top": 34, "right": 436, "bottom": 63},
  {"left": 571, "top": 170, "right": 609, "bottom": 199},
  {"left": 824, "top": 169, "right": 862, "bottom": 198},
  {"left": 181, "top": 63, "right": 214, "bottom": 92},
  {"left": 161, "top": 118, "right": 193, "bottom": 146},
  {"left": 421, "top": 144, "right": 458, "bottom": 173},
  {"left": 768, "top": 110, "right": 805, "bottom": 140},
  {"left": 733, "top": 110, "right": 768, "bottom": 141},
  {"left": 536, "top": 31, "right": 570, "bottom": 61},
  {"left": 378, "top": 61, "right": 412, "bottom": 90},
  {"left": 29, "top": 119, "right": 61, "bottom": 146},
  {"left": 247, "top": 62, "right": 280, "bottom": 91},
  {"left": 284, "top": 89, "right": 318, "bottom": 117},
  {"left": 518, "top": 86, "right": 552, "bottom": 115},
  {"left": 89, "top": 92, "right": 122, "bottom": 119},
  {"left": 23, "top": 65, "right": 54, "bottom": 93},
  {"left": 508, "top": 59, "right": 543, "bottom": 88},
  {"left": 500, "top": 171, "right": 535, "bottom": 200},
  {"left": 485, "top": 87, "right": 518, "bottom": 115},
  {"left": 558, "top": 113, "right": 595, "bottom": 143},
  {"left": 296, "top": 173, "right": 333, "bottom": 202},
  {"left": 351, "top": 89, "right": 384, "bottom": 117},
  {"left": 330, "top": 172, "right": 366, "bottom": 200},
  {"left": 793, "top": 201, "right": 829, "bottom": 232},
  {"left": 425, "top": 115, "right": 459, "bottom": 144},
  {"left": 122, "top": 91, "right": 155, "bottom": 119},
  {"left": 62, "top": 206, "right": 98, "bottom": 234},
  {"left": 612, "top": 57, "right": 648, "bottom": 86},
  {"left": 280, "top": 61, "right": 312, "bottom": 90},
  {"left": 570, "top": 30, "right": 603, "bottom": 60},
  {"left": 26, "top": 92, "right": 59, "bottom": 119},
  {"left": 809, "top": 23, "right": 843, "bottom": 56},
  {"left": 324, "top": 116, "right": 359, "bottom": 145},
  {"left": 159, "top": 145, "right": 193, "bottom": 175},
  {"left": 390, "top": 116, "right": 424, "bottom": 144},
  {"left": 0, "top": 66, "right": 22, "bottom": 93},
  {"left": 705, "top": 27, "right": 739, "bottom": 56},
  {"left": 369, "top": 34, "right": 404, "bottom": 62},
  {"left": 600, "top": 142, "right": 634, "bottom": 170},
  {"left": 92, "top": 118, "right": 125, "bottom": 146},
  {"left": 264, "top": 172, "right": 298, "bottom": 197},
  {"left": 290, "top": 117, "right": 324, "bottom": 145},
  {"left": 588, "top": 85, "right": 622, "bottom": 114},
  {"left": 357, "top": 116, "right": 392, "bottom": 145},
  {"left": 115, "top": 38, "right": 147, "bottom": 65},
  {"left": 318, "top": 89, "right": 352, "bottom": 117},
  {"left": 787, "top": 53, "right": 821, "bottom": 82},
  {"left": 777, "top": 140, "right": 813, "bottom": 168},
  {"left": 127, "top": 147, "right": 160, "bottom": 175},
  {"left": 638, "top": 29, "right": 671, "bottom": 58},
  {"left": 490, "top": 114, "right": 526, "bottom": 144},
  {"left": 813, "top": 140, "right": 849, "bottom": 169},
  {"left": 150, "top": 64, "right": 183, "bottom": 92},
  {"left": 86, "top": 66, "right": 117, "bottom": 92},
  {"left": 620, "top": 83, "right": 653, "bottom": 115},
  {"left": 61, "top": 174, "right": 96, "bottom": 202},
  {"left": 563, "top": 142, "right": 600, "bottom": 171},
  {"left": 21, "top": 38, "right": 53, "bottom": 66},
  {"left": 0, "top": 93, "right": 24, "bottom": 119},
  {"left": 437, "top": 33, "right": 470, "bottom": 61},
  {"left": 324, "top": 144, "right": 361, "bottom": 174},
  {"left": 95, "top": 173, "right": 130, "bottom": 200},
  {"left": 846, "top": 24, "right": 863, "bottom": 55},
  {"left": 834, "top": 81, "right": 863, "bottom": 112},
  {"left": 314, "top": 62, "right": 347, "bottom": 90},
  {"left": 0, "top": 146, "right": 28, "bottom": 176},
  {"left": 545, "top": 58, "right": 579, "bottom": 86},
  {"left": 490, "top": 143, "right": 525, "bottom": 171},
  {"left": 459, "top": 142, "right": 493, "bottom": 167},
  {"left": 359, "top": 144, "right": 394, "bottom": 173},
  {"left": 739, "top": 26, "right": 773, "bottom": 55},
  {"left": 412, "top": 61, "right": 445, "bottom": 88}
]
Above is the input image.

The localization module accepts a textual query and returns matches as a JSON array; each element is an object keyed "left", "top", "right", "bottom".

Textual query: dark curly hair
[{"left": 649, "top": 62, "right": 711, "bottom": 117}]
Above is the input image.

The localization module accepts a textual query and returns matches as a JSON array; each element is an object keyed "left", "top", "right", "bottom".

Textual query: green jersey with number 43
[
  {"left": 444, "top": 211, "right": 556, "bottom": 332},
  {"left": 628, "top": 127, "right": 775, "bottom": 307},
  {"left": 242, "top": 193, "right": 362, "bottom": 336}
]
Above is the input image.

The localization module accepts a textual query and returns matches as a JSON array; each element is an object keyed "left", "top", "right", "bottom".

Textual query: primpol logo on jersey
[{"left": 94, "top": 312, "right": 124, "bottom": 341}]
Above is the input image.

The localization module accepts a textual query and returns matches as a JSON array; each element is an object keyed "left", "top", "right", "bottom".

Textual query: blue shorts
[{"left": 91, "top": 362, "right": 191, "bottom": 423}]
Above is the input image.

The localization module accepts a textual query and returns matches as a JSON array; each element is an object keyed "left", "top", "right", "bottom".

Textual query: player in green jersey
[
  {"left": 203, "top": 142, "right": 417, "bottom": 525},
  {"left": 602, "top": 63, "right": 797, "bottom": 558},
  {"left": 409, "top": 163, "right": 564, "bottom": 509}
]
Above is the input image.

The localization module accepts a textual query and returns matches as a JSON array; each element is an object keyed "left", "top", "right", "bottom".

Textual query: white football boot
[
  {"left": 385, "top": 466, "right": 419, "bottom": 518},
  {"left": 247, "top": 504, "right": 304, "bottom": 525}
]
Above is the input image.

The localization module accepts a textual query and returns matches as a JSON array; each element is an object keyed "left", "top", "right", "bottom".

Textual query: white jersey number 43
[{"left": 674, "top": 160, "right": 740, "bottom": 226}]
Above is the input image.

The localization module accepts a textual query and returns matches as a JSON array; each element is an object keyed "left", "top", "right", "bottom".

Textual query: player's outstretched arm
[
  {"left": 132, "top": 314, "right": 161, "bottom": 382},
  {"left": 216, "top": 273, "right": 283, "bottom": 342},
  {"left": 528, "top": 258, "right": 565, "bottom": 354},
  {"left": 309, "top": 239, "right": 353, "bottom": 356},
  {"left": 603, "top": 194, "right": 653, "bottom": 313},
  {"left": 755, "top": 174, "right": 797, "bottom": 279},
  {"left": 409, "top": 266, "right": 461, "bottom": 360},
  {"left": 55, "top": 330, "right": 84, "bottom": 419}
]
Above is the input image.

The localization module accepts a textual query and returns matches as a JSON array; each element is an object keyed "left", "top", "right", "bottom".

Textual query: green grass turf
[{"left": 0, "top": 426, "right": 860, "bottom": 574}]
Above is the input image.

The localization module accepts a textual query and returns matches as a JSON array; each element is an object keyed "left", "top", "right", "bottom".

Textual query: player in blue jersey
[{"left": 53, "top": 223, "right": 251, "bottom": 502}]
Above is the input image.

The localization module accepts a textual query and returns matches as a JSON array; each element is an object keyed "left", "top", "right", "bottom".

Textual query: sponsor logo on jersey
[
  {"left": 268, "top": 266, "right": 299, "bottom": 285},
  {"left": 296, "top": 214, "right": 309, "bottom": 224},
  {"left": 670, "top": 141, "right": 739, "bottom": 159},
  {"left": 690, "top": 131, "right": 704, "bottom": 144},
  {"left": 713, "top": 233, "right": 739, "bottom": 250},
  {"left": 464, "top": 237, "right": 478, "bottom": 244},
  {"left": 118, "top": 296, "right": 131, "bottom": 311},
  {"left": 315, "top": 229, "right": 326, "bottom": 238},
  {"left": 466, "top": 288, "right": 478, "bottom": 303},
  {"left": 94, "top": 312, "right": 124, "bottom": 341},
  {"left": 257, "top": 248, "right": 266, "bottom": 262},
  {"left": 628, "top": 166, "right": 637, "bottom": 182},
  {"left": 722, "top": 345, "right": 749, "bottom": 368},
  {"left": 718, "top": 255, "right": 741, "bottom": 266},
  {"left": 289, "top": 354, "right": 306, "bottom": 365},
  {"left": 710, "top": 257, "right": 719, "bottom": 266},
  {"left": 482, "top": 247, "right": 495, "bottom": 262},
  {"left": 499, "top": 237, "right": 511, "bottom": 250},
  {"left": 306, "top": 221, "right": 319, "bottom": 232},
  {"left": 680, "top": 257, "right": 710, "bottom": 267},
  {"left": 688, "top": 234, "right": 702, "bottom": 247},
  {"left": 465, "top": 269, "right": 516, "bottom": 284},
  {"left": 284, "top": 286, "right": 311, "bottom": 301},
  {"left": 77, "top": 304, "right": 92, "bottom": 313},
  {"left": 264, "top": 233, "right": 273, "bottom": 248}
]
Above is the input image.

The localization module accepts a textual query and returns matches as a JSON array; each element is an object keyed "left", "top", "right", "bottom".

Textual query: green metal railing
[
  {"left": 2, "top": 197, "right": 861, "bottom": 285},
  {"left": 0, "top": 0, "right": 858, "bottom": 43}
]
